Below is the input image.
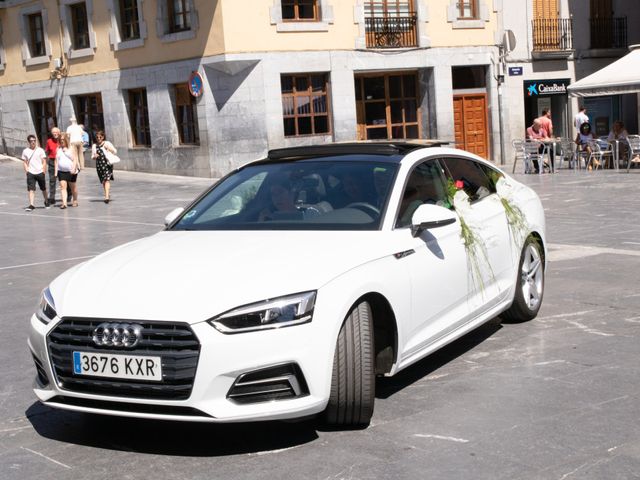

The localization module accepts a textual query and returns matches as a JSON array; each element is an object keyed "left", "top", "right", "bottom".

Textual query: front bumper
[{"left": 29, "top": 312, "right": 334, "bottom": 422}]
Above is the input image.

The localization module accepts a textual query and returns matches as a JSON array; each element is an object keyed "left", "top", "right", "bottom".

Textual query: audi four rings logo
[{"left": 92, "top": 323, "right": 143, "bottom": 348}]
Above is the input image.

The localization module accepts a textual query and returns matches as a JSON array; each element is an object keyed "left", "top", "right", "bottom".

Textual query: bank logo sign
[{"left": 524, "top": 79, "right": 570, "bottom": 96}]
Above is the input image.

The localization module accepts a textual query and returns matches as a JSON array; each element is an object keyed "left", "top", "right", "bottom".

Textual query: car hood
[{"left": 51, "top": 231, "right": 397, "bottom": 324}]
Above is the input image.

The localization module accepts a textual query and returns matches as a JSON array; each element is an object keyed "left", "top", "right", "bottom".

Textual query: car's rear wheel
[
  {"left": 502, "top": 236, "right": 544, "bottom": 322},
  {"left": 324, "top": 301, "right": 375, "bottom": 428}
]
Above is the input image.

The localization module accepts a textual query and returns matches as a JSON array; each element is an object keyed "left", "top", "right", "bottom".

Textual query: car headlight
[
  {"left": 36, "top": 287, "right": 57, "bottom": 325},
  {"left": 209, "top": 291, "right": 316, "bottom": 334}
]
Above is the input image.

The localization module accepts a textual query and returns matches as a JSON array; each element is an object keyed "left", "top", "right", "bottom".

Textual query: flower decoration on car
[{"left": 446, "top": 178, "right": 491, "bottom": 293}]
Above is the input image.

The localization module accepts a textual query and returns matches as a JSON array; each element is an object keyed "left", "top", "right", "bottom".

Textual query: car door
[
  {"left": 391, "top": 159, "right": 471, "bottom": 361},
  {"left": 440, "top": 156, "right": 515, "bottom": 312}
]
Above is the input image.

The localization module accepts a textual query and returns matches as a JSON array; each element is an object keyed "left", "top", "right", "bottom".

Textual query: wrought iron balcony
[
  {"left": 532, "top": 18, "right": 573, "bottom": 54},
  {"left": 365, "top": 15, "right": 418, "bottom": 49},
  {"left": 590, "top": 17, "right": 627, "bottom": 49}
]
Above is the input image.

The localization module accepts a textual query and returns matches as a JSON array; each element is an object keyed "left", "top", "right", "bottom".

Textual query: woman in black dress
[{"left": 91, "top": 130, "right": 117, "bottom": 203}]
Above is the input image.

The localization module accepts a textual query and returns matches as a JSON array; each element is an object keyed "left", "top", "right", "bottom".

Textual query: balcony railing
[
  {"left": 590, "top": 17, "right": 627, "bottom": 49},
  {"left": 365, "top": 15, "right": 418, "bottom": 49},
  {"left": 532, "top": 18, "right": 573, "bottom": 52}
]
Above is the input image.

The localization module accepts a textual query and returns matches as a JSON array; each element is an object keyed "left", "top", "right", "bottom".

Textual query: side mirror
[
  {"left": 164, "top": 207, "right": 184, "bottom": 227},
  {"left": 410, "top": 203, "right": 457, "bottom": 237}
]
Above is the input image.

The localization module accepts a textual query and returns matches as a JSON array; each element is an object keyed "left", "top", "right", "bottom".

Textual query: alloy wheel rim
[{"left": 520, "top": 244, "right": 543, "bottom": 310}]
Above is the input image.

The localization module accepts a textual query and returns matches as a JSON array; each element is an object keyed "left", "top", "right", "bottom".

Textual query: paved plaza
[{"left": 1, "top": 156, "right": 639, "bottom": 479}]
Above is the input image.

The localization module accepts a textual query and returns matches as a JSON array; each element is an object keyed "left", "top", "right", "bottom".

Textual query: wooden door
[{"left": 453, "top": 94, "right": 489, "bottom": 159}]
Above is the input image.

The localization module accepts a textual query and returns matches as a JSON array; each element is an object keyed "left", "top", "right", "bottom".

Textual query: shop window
[
  {"left": 30, "top": 99, "right": 58, "bottom": 148},
  {"left": 281, "top": 73, "right": 331, "bottom": 137},
  {"left": 174, "top": 84, "right": 199, "bottom": 145},
  {"left": 128, "top": 89, "right": 151, "bottom": 147},
  {"left": 270, "top": 0, "right": 333, "bottom": 32},
  {"left": 355, "top": 73, "right": 420, "bottom": 140},
  {"left": 74, "top": 93, "right": 105, "bottom": 143},
  {"left": 282, "top": 0, "right": 318, "bottom": 21},
  {"left": 157, "top": 0, "right": 198, "bottom": 42}
]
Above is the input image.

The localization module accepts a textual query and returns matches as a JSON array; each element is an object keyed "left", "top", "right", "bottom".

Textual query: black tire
[
  {"left": 502, "top": 236, "right": 545, "bottom": 322},
  {"left": 323, "top": 301, "right": 375, "bottom": 428}
]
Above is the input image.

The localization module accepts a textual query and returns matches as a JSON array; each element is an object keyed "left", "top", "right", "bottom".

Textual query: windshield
[{"left": 171, "top": 159, "right": 398, "bottom": 231}]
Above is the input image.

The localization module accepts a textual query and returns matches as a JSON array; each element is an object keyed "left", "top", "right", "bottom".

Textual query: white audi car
[{"left": 29, "top": 143, "right": 546, "bottom": 427}]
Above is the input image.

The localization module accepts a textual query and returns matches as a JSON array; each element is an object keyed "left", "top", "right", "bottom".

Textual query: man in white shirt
[
  {"left": 21, "top": 135, "right": 49, "bottom": 211},
  {"left": 66, "top": 116, "right": 85, "bottom": 169},
  {"left": 574, "top": 106, "right": 589, "bottom": 133}
]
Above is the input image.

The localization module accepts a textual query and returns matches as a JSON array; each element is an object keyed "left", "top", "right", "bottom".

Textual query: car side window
[
  {"left": 395, "top": 160, "right": 448, "bottom": 228},
  {"left": 441, "top": 157, "right": 496, "bottom": 203}
]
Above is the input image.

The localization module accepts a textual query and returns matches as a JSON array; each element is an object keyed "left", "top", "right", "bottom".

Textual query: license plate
[{"left": 73, "top": 351, "right": 162, "bottom": 381}]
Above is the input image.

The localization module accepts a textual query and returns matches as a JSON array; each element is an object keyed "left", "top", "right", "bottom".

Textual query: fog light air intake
[{"left": 227, "top": 363, "right": 309, "bottom": 404}]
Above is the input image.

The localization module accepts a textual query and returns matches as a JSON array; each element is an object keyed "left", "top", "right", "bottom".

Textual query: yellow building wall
[
  {"left": 0, "top": 0, "right": 225, "bottom": 86},
  {"left": 220, "top": 0, "right": 359, "bottom": 53},
  {"left": 427, "top": 1, "right": 498, "bottom": 47},
  {"left": 0, "top": 0, "right": 498, "bottom": 87}
]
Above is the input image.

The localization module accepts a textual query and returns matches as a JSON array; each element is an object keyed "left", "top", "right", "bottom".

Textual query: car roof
[{"left": 262, "top": 141, "right": 449, "bottom": 164}]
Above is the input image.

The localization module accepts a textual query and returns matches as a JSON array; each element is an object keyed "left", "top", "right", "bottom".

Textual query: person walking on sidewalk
[
  {"left": 91, "top": 130, "right": 117, "bottom": 204},
  {"left": 66, "top": 117, "right": 85, "bottom": 170},
  {"left": 55, "top": 133, "right": 80, "bottom": 209},
  {"left": 45, "top": 127, "right": 60, "bottom": 205},
  {"left": 21, "top": 135, "right": 49, "bottom": 211}
]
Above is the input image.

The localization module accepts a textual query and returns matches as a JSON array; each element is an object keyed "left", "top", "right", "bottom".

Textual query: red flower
[{"left": 455, "top": 180, "right": 464, "bottom": 189}]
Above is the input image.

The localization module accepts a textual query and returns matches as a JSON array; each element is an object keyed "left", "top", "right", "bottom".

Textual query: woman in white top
[
  {"left": 91, "top": 130, "right": 117, "bottom": 204},
  {"left": 55, "top": 133, "right": 79, "bottom": 209}
]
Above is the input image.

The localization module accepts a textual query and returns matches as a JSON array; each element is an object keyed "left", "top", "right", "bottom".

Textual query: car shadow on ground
[
  {"left": 26, "top": 317, "right": 503, "bottom": 456},
  {"left": 375, "top": 317, "right": 502, "bottom": 399}
]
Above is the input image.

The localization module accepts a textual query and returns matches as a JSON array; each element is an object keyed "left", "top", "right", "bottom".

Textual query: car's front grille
[{"left": 47, "top": 318, "right": 200, "bottom": 400}]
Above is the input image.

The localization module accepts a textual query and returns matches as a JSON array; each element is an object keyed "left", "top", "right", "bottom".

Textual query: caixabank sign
[{"left": 524, "top": 79, "right": 570, "bottom": 97}]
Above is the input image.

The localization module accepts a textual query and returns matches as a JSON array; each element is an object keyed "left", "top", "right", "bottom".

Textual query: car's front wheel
[
  {"left": 502, "top": 236, "right": 545, "bottom": 322},
  {"left": 323, "top": 301, "right": 375, "bottom": 428}
]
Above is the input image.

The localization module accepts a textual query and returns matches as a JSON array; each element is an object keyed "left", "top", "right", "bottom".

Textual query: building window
[
  {"left": 456, "top": 0, "right": 477, "bottom": 19},
  {"left": 74, "top": 93, "right": 104, "bottom": 143},
  {"left": 119, "top": 0, "right": 140, "bottom": 40},
  {"left": 282, "top": 0, "right": 318, "bottom": 21},
  {"left": 355, "top": 73, "right": 420, "bottom": 140},
  {"left": 168, "top": 0, "right": 191, "bottom": 33},
  {"left": 28, "top": 13, "right": 46, "bottom": 58},
  {"left": 70, "top": 2, "right": 90, "bottom": 49},
  {"left": 281, "top": 74, "right": 330, "bottom": 137},
  {"left": 59, "top": 0, "right": 96, "bottom": 58},
  {"left": 30, "top": 99, "right": 58, "bottom": 147},
  {"left": 157, "top": 0, "right": 197, "bottom": 42},
  {"left": 174, "top": 84, "right": 199, "bottom": 145},
  {"left": 447, "top": 0, "right": 489, "bottom": 28},
  {"left": 128, "top": 89, "right": 151, "bottom": 147}
]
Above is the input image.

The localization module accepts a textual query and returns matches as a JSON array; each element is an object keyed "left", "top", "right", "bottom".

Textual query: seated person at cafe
[
  {"left": 608, "top": 120, "right": 629, "bottom": 161},
  {"left": 575, "top": 122, "right": 598, "bottom": 169},
  {"left": 526, "top": 119, "right": 551, "bottom": 173}
]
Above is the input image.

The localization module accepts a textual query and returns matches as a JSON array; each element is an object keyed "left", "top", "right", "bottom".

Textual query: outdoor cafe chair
[
  {"left": 586, "top": 139, "right": 613, "bottom": 171},
  {"left": 511, "top": 139, "right": 526, "bottom": 173},
  {"left": 521, "top": 140, "right": 545, "bottom": 174},
  {"left": 557, "top": 138, "right": 577, "bottom": 170},
  {"left": 625, "top": 135, "right": 640, "bottom": 172}
]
